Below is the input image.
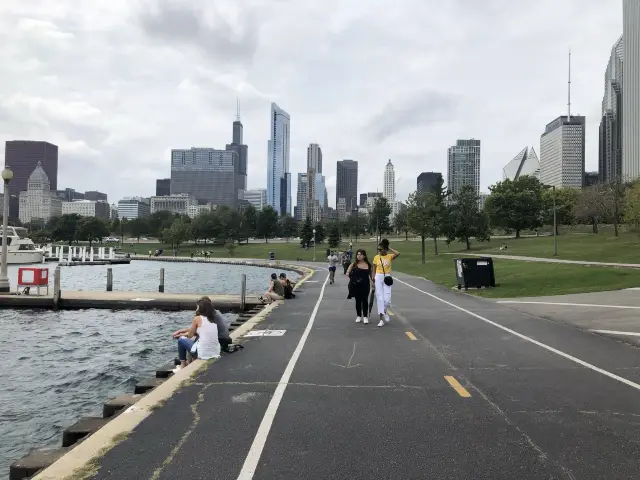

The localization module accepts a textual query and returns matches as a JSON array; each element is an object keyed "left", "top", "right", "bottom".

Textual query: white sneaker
[
  {"left": 363, "top": 317, "right": 369, "bottom": 324},
  {"left": 377, "top": 320, "right": 384, "bottom": 327},
  {"left": 384, "top": 313, "right": 391, "bottom": 323},
  {"left": 355, "top": 316, "right": 361, "bottom": 323}
]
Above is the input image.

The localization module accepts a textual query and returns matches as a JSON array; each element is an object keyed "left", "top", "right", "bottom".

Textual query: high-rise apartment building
[
  {"left": 416, "top": 172, "right": 443, "bottom": 195},
  {"left": 336, "top": 159, "right": 358, "bottom": 212},
  {"left": 539, "top": 116, "right": 586, "bottom": 188},
  {"left": 170, "top": 148, "right": 238, "bottom": 207},
  {"left": 156, "top": 178, "right": 171, "bottom": 196},
  {"left": 447, "top": 139, "right": 481, "bottom": 196},
  {"left": 226, "top": 105, "right": 248, "bottom": 193},
  {"left": 306, "top": 143, "right": 323, "bottom": 222},
  {"left": 383, "top": 160, "right": 397, "bottom": 219},
  {"left": 623, "top": 0, "right": 640, "bottom": 179},
  {"left": 5, "top": 140, "right": 58, "bottom": 195},
  {"left": 267, "top": 103, "right": 291, "bottom": 216},
  {"left": 295, "top": 172, "right": 308, "bottom": 221},
  {"left": 502, "top": 147, "right": 540, "bottom": 181},
  {"left": 599, "top": 36, "right": 624, "bottom": 183}
]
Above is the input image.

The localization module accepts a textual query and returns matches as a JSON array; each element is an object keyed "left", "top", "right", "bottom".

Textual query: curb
[{"left": 31, "top": 265, "right": 315, "bottom": 480}]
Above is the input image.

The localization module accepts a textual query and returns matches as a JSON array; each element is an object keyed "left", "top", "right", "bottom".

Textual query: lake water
[
  {"left": 0, "top": 261, "right": 301, "bottom": 479},
  {"left": 5, "top": 260, "right": 300, "bottom": 294}
]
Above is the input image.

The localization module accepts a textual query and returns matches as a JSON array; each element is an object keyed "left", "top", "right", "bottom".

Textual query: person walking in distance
[
  {"left": 371, "top": 238, "right": 400, "bottom": 327},
  {"left": 346, "top": 249, "right": 373, "bottom": 324},
  {"left": 327, "top": 250, "right": 339, "bottom": 284}
]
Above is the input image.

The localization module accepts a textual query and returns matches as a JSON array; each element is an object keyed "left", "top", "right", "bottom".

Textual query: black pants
[
  {"left": 354, "top": 291, "right": 368, "bottom": 317},
  {"left": 220, "top": 337, "right": 232, "bottom": 352}
]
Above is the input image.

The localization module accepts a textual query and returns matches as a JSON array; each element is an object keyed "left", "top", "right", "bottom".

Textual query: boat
[{"left": 0, "top": 226, "right": 45, "bottom": 264}]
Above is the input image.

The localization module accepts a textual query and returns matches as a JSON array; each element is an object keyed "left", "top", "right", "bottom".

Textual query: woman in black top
[{"left": 346, "top": 249, "right": 373, "bottom": 324}]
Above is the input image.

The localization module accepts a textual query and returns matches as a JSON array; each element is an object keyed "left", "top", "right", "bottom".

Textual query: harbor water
[{"left": 0, "top": 262, "right": 300, "bottom": 479}]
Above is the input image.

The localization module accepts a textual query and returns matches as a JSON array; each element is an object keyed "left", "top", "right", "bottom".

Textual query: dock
[{"left": 0, "top": 290, "right": 261, "bottom": 312}]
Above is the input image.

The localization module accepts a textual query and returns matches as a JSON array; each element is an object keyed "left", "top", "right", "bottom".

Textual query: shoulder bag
[{"left": 380, "top": 256, "right": 393, "bottom": 286}]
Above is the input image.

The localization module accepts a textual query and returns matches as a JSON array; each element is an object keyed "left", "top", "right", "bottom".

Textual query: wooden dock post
[
  {"left": 53, "top": 266, "right": 61, "bottom": 310},
  {"left": 159, "top": 268, "right": 165, "bottom": 293},
  {"left": 106, "top": 268, "right": 113, "bottom": 292},
  {"left": 241, "top": 274, "right": 246, "bottom": 311}
]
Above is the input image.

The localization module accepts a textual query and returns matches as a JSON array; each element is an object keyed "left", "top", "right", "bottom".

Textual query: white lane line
[
  {"left": 237, "top": 274, "right": 329, "bottom": 479},
  {"left": 497, "top": 300, "right": 640, "bottom": 310},
  {"left": 395, "top": 278, "right": 640, "bottom": 393},
  {"left": 591, "top": 330, "right": 640, "bottom": 337}
]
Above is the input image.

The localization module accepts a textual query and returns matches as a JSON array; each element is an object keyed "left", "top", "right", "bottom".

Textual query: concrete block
[
  {"left": 156, "top": 362, "right": 177, "bottom": 379},
  {"left": 10, "top": 447, "right": 71, "bottom": 480},
  {"left": 103, "top": 394, "right": 144, "bottom": 418},
  {"left": 134, "top": 377, "right": 165, "bottom": 395},
  {"left": 62, "top": 417, "right": 110, "bottom": 447}
]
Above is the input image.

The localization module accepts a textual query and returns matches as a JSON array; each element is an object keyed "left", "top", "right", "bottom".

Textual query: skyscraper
[
  {"left": 502, "top": 147, "right": 540, "bottom": 180},
  {"left": 336, "top": 159, "right": 358, "bottom": 212},
  {"left": 383, "top": 159, "right": 397, "bottom": 218},
  {"left": 599, "top": 36, "right": 624, "bottom": 184},
  {"left": 623, "top": 0, "right": 640, "bottom": 179},
  {"left": 306, "top": 143, "right": 323, "bottom": 222},
  {"left": 539, "top": 116, "right": 586, "bottom": 188},
  {"left": 156, "top": 178, "right": 171, "bottom": 196},
  {"left": 416, "top": 172, "right": 443, "bottom": 195},
  {"left": 226, "top": 101, "right": 249, "bottom": 193},
  {"left": 267, "top": 103, "right": 291, "bottom": 216},
  {"left": 447, "top": 139, "right": 481, "bottom": 196},
  {"left": 295, "top": 172, "right": 308, "bottom": 221},
  {"left": 5, "top": 140, "right": 58, "bottom": 195}
]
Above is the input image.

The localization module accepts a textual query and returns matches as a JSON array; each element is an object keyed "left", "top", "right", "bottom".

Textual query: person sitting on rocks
[
  {"left": 279, "top": 273, "right": 296, "bottom": 299},
  {"left": 172, "top": 298, "right": 221, "bottom": 370},
  {"left": 260, "top": 273, "right": 284, "bottom": 304}
]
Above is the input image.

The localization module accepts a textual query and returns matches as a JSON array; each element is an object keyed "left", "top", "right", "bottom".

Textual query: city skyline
[{"left": 0, "top": 1, "right": 627, "bottom": 206}]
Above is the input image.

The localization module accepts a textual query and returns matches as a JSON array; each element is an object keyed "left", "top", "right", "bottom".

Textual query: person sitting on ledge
[
  {"left": 279, "top": 273, "right": 296, "bottom": 299},
  {"left": 172, "top": 298, "right": 221, "bottom": 370},
  {"left": 197, "top": 296, "right": 232, "bottom": 352},
  {"left": 260, "top": 273, "right": 284, "bottom": 304}
]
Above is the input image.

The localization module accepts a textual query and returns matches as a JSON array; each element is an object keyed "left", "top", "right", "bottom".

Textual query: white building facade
[
  {"left": 539, "top": 116, "right": 585, "bottom": 188},
  {"left": 623, "top": 0, "right": 640, "bottom": 180},
  {"left": 117, "top": 197, "right": 150, "bottom": 220},
  {"left": 503, "top": 147, "right": 540, "bottom": 180},
  {"left": 242, "top": 189, "right": 267, "bottom": 211},
  {"left": 19, "top": 161, "right": 62, "bottom": 224},
  {"left": 62, "top": 199, "right": 110, "bottom": 219},
  {"left": 383, "top": 159, "right": 397, "bottom": 219},
  {"left": 150, "top": 193, "right": 196, "bottom": 215}
]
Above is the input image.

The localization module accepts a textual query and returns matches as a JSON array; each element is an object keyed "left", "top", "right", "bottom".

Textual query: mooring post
[
  {"left": 159, "top": 268, "right": 165, "bottom": 293},
  {"left": 106, "top": 267, "right": 113, "bottom": 292},
  {"left": 53, "top": 266, "right": 61, "bottom": 310},
  {"left": 241, "top": 273, "right": 246, "bottom": 311}
]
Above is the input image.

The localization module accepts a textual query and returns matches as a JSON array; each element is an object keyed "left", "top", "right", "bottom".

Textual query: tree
[
  {"left": 240, "top": 205, "right": 258, "bottom": 242},
  {"left": 328, "top": 223, "right": 341, "bottom": 248},
  {"left": 406, "top": 191, "right": 445, "bottom": 262},
  {"left": 393, "top": 208, "right": 410, "bottom": 240},
  {"left": 279, "top": 215, "right": 298, "bottom": 242},
  {"left": 128, "top": 217, "right": 148, "bottom": 242},
  {"left": 623, "top": 181, "right": 640, "bottom": 231},
  {"left": 369, "top": 197, "right": 392, "bottom": 242},
  {"left": 77, "top": 217, "right": 110, "bottom": 248},
  {"left": 256, "top": 206, "right": 279, "bottom": 242},
  {"left": 51, "top": 214, "right": 82, "bottom": 245},
  {"left": 314, "top": 223, "right": 326, "bottom": 243},
  {"left": 574, "top": 183, "right": 623, "bottom": 234},
  {"left": 299, "top": 217, "right": 314, "bottom": 247},
  {"left": 484, "top": 176, "right": 544, "bottom": 238},
  {"left": 445, "top": 185, "right": 491, "bottom": 250},
  {"left": 110, "top": 218, "right": 120, "bottom": 235},
  {"left": 541, "top": 187, "right": 579, "bottom": 234},
  {"left": 346, "top": 211, "right": 366, "bottom": 242},
  {"left": 147, "top": 211, "right": 175, "bottom": 238},
  {"left": 118, "top": 218, "right": 127, "bottom": 243},
  {"left": 162, "top": 218, "right": 190, "bottom": 250}
]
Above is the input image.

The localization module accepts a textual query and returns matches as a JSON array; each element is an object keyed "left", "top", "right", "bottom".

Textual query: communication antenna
[
  {"left": 236, "top": 97, "right": 241, "bottom": 121},
  {"left": 567, "top": 48, "right": 572, "bottom": 120}
]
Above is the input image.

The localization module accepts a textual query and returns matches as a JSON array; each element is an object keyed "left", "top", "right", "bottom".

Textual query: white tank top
[{"left": 196, "top": 315, "right": 220, "bottom": 359}]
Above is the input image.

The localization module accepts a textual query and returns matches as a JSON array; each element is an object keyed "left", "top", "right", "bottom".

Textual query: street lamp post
[
  {"left": 543, "top": 184, "right": 558, "bottom": 257},
  {"left": 312, "top": 228, "right": 316, "bottom": 261},
  {"left": 0, "top": 166, "right": 14, "bottom": 293}
]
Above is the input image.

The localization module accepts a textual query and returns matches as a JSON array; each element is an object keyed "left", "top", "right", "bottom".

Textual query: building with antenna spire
[
  {"left": 226, "top": 98, "right": 248, "bottom": 194},
  {"left": 538, "top": 50, "right": 585, "bottom": 189}
]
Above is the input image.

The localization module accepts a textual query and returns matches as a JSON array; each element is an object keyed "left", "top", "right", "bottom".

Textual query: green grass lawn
[{"left": 108, "top": 233, "right": 640, "bottom": 299}]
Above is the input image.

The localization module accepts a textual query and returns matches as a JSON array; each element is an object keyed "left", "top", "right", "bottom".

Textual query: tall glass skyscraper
[
  {"left": 623, "top": 0, "right": 640, "bottom": 180},
  {"left": 267, "top": 103, "right": 291, "bottom": 216},
  {"left": 447, "top": 139, "right": 481, "bottom": 196},
  {"left": 599, "top": 36, "right": 624, "bottom": 183}
]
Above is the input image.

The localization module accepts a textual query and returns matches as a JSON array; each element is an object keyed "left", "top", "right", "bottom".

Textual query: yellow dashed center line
[
  {"left": 444, "top": 376, "right": 472, "bottom": 398},
  {"left": 405, "top": 331, "right": 417, "bottom": 340}
]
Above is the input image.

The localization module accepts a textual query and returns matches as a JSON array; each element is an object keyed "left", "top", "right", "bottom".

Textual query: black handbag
[{"left": 380, "top": 257, "right": 393, "bottom": 286}]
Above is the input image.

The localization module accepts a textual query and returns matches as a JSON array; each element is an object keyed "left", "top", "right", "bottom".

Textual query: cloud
[{"left": 0, "top": 0, "right": 625, "bottom": 207}]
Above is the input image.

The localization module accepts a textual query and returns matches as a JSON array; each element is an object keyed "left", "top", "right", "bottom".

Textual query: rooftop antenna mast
[
  {"left": 236, "top": 97, "right": 241, "bottom": 122},
  {"left": 567, "top": 48, "right": 572, "bottom": 120}
]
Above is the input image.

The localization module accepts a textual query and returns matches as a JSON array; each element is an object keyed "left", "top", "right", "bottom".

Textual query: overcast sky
[{"left": 0, "top": 0, "right": 624, "bottom": 207}]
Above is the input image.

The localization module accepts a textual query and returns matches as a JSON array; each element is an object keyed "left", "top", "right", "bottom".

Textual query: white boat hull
[{"left": 0, "top": 251, "right": 44, "bottom": 265}]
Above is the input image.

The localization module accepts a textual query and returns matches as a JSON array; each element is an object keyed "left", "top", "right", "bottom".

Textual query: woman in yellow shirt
[{"left": 371, "top": 238, "right": 400, "bottom": 327}]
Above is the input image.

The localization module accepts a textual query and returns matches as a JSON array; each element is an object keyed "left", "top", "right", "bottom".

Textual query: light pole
[
  {"left": 0, "top": 166, "right": 14, "bottom": 293},
  {"left": 312, "top": 228, "right": 316, "bottom": 262},
  {"left": 543, "top": 184, "right": 558, "bottom": 256}
]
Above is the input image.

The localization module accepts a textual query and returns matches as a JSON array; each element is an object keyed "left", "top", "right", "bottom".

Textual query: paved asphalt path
[{"left": 92, "top": 266, "right": 640, "bottom": 480}]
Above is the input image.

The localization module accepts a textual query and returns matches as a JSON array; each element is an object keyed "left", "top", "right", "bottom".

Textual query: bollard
[
  {"left": 159, "top": 268, "right": 165, "bottom": 293},
  {"left": 241, "top": 274, "right": 246, "bottom": 311},
  {"left": 106, "top": 268, "right": 113, "bottom": 292},
  {"left": 53, "top": 266, "right": 61, "bottom": 310}
]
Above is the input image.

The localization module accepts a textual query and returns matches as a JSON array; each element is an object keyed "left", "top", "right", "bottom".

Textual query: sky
[{"left": 0, "top": 0, "right": 624, "bottom": 208}]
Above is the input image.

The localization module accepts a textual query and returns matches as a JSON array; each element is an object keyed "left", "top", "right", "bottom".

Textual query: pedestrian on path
[
  {"left": 371, "top": 238, "right": 400, "bottom": 327},
  {"left": 346, "top": 249, "right": 373, "bottom": 324},
  {"left": 327, "top": 251, "right": 339, "bottom": 284}
]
